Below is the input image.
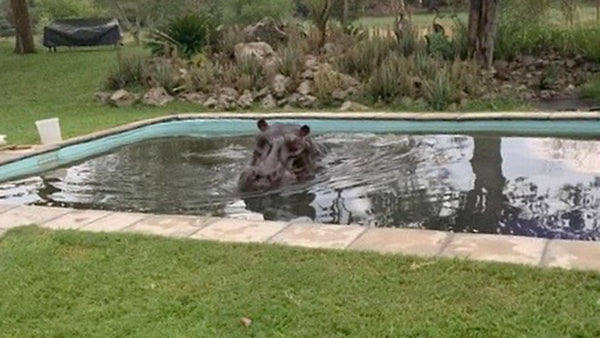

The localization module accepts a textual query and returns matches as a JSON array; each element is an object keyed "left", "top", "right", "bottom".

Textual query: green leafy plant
[
  {"left": 146, "top": 13, "right": 219, "bottom": 59},
  {"left": 104, "top": 54, "right": 146, "bottom": 91}
]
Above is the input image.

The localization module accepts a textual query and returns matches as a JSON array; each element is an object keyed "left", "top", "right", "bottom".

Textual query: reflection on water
[{"left": 1, "top": 133, "right": 599, "bottom": 241}]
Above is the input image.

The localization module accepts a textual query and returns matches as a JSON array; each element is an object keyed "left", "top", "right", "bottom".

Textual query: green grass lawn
[
  {"left": 0, "top": 40, "right": 204, "bottom": 145},
  {"left": 1, "top": 226, "right": 599, "bottom": 337}
]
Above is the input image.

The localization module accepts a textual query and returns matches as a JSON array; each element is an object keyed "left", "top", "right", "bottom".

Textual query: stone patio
[{"left": 1, "top": 204, "right": 599, "bottom": 272}]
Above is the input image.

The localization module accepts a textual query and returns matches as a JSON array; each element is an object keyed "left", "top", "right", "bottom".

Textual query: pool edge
[{"left": 1, "top": 204, "right": 599, "bottom": 273}]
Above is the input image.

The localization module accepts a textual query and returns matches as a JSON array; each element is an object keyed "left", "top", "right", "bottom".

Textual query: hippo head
[{"left": 238, "top": 119, "right": 320, "bottom": 192}]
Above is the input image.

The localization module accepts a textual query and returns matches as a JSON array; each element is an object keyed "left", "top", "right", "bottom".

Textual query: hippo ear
[
  {"left": 257, "top": 119, "right": 269, "bottom": 132},
  {"left": 300, "top": 125, "right": 310, "bottom": 137}
]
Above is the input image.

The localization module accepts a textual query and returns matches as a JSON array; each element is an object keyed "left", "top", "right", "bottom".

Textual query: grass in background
[
  {"left": 0, "top": 40, "right": 204, "bottom": 145},
  {"left": 0, "top": 226, "right": 599, "bottom": 336}
]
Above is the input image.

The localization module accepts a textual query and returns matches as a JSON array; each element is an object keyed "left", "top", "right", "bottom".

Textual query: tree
[
  {"left": 303, "top": 0, "right": 333, "bottom": 51},
  {"left": 467, "top": 0, "right": 500, "bottom": 67},
  {"left": 10, "top": 0, "right": 35, "bottom": 54}
]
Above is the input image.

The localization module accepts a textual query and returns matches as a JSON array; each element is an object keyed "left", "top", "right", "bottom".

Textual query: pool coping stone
[{"left": 1, "top": 203, "right": 598, "bottom": 273}]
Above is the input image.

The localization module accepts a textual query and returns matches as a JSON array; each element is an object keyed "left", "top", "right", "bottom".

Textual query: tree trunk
[
  {"left": 10, "top": 0, "right": 35, "bottom": 54},
  {"left": 467, "top": 0, "right": 500, "bottom": 67}
]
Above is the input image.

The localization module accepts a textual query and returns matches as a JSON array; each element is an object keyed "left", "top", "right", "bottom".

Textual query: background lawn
[
  {"left": 0, "top": 226, "right": 599, "bottom": 337},
  {"left": 0, "top": 40, "right": 203, "bottom": 145}
]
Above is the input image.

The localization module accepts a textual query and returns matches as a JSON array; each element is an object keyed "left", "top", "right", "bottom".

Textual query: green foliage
[
  {"left": 235, "top": 55, "right": 265, "bottom": 90},
  {"left": 221, "top": 0, "right": 294, "bottom": 25},
  {"left": 36, "top": 0, "right": 104, "bottom": 20},
  {"left": 1, "top": 227, "right": 600, "bottom": 336},
  {"left": 578, "top": 75, "right": 600, "bottom": 100},
  {"left": 146, "top": 58, "right": 180, "bottom": 94},
  {"left": 277, "top": 45, "right": 303, "bottom": 78},
  {"left": 147, "top": 13, "right": 219, "bottom": 59},
  {"left": 423, "top": 66, "right": 456, "bottom": 111},
  {"left": 104, "top": 54, "right": 146, "bottom": 91},
  {"left": 336, "top": 35, "right": 399, "bottom": 80}
]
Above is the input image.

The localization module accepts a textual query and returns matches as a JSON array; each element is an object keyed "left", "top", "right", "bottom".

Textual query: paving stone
[
  {"left": 0, "top": 204, "right": 18, "bottom": 213},
  {"left": 191, "top": 218, "right": 288, "bottom": 243},
  {"left": 41, "top": 209, "right": 113, "bottom": 230},
  {"left": 269, "top": 223, "right": 366, "bottom": 249},
  {"left": 542, "top": 240, "right": 600, "bottom": 271},
  {"left": 0, "top": 205, "right": 73, "bottom": 229},
  {"left": 79, "top": 212, "right": 148, "bottom": 233},
  {"left": 124, "top": 215, "right": 218, "bottom": 238},
  {"left": 440, "top": 233, "right": 547, "bottom": 266},
  {"left": 349, "top": 228, "right": 449, "bottom": 256}
]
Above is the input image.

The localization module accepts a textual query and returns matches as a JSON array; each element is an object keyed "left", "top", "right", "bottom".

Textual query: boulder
[
  {"left": 203, "top": 97, "right": 218, "bottom": 109},
  {"left": 298, "top": 95, "right": 317, "bottom": 108},
  {"left": 297, "top": 80, "right": 313, "bottom": 96},
  {"left": 94, "top": 91, "right": 111, "bottom": 105},
  {"left": 234, "top": 42, "right": 277, "bottom": 66},
  {"left": 142, "top": 87, "right": 174, "bottom": 106},
  {"left": 261, "top": 94, "right": 277, "bottom": 109},
  {"left": 179, "top": 92, "right": 208, "bottom": 105},
  {"left": 109, "top": 89, "right": 138, "bottom": 107},
  {"left": 340, "top": 101, "right": 368, "bottom": 112},
  {"left": 271, "top": 74, "right": 290, "bottom": 98},
  {"left": 237, "top": 90, "right": 254, "bottom": 108},
  {"left": 242, "top": 17, "right": 287, "bottom": 46}
]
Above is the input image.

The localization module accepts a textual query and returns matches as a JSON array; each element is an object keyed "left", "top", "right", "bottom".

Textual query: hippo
[{"left": 238, "top": 119, "right": 323, "bottom": 192}]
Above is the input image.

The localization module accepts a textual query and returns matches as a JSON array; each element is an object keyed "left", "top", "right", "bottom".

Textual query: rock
[
  {"left": 240, "top": 317, "right": 253, "bottom": 328},
  {"left": 332, "top": 89, "right": 348, "bottom": 101},
  {"left": 109, "top": 89, "right": 137, "bottom": 107},
  {"left": 254, "top": 86, "right": 271, "bottom": 99},
  {"left": 301, "top": 69, "right": 315, "bottom": 80},
  {"left": 459, "top": 98, "right": 469, "bottom": 108},
  {"left": 565, "top": 59, "right": 576, "bottom": 68},
  {"left": 303, "top": 55, "right": 318, "bottom": 71},
  {"left": 142, "top": 87, "right": 174, "bottom": 106},
  {"left": 203, "top": 97, "right": 218, "bottom": 109},
  {"left": 271, "top": 74, "right": 289, "bottom": 98},
  {"left": 179, "top": 92, "right": 207, "bottom": 105},
  {"left": 298, "top": 95, "right": 317, "bottom": 108},
  {"left": 94, "top": 91, "right": 111, "bottom": 105},
  {"left": 287, "top": 93, "right": 301, "bottom": 106},
  {"left": 400, "top": 96, "right": 413, "bottom": 107},
  {"left": 340, "top": 101, "right": 368, "bottom": 112},
  {"left": 520, "top": 55, "right": 536, "bottom": 67},
  {"left": 220, "top": 87, "right": 239, "bottom": 101},
  {"left": 297, "top": 80, "right": 312, "bottom": 96},
  {"left": 243, "top": 17, "right": 286, "bottom": 45},
  {"left": 234, "top": 42, "right": 280, "bottom": 75},
  {"left": 261, "top": 94, "right": 277, "bottom": 109},
  {"left": 448, "top": 103, "right": 458, "bottom": 111},
  {"left": 237, "top": 90, "right": 254, "bottom": 108},
  {"left": 494, "top": 60, "right": 508, "bottom": 70}
]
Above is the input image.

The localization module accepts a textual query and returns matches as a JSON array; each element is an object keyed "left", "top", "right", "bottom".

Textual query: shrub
[
  {"left": 187, "top": 59, "right": 220, "bottom": 93},
  {"left": 236, "top": 55, "right": 265, "bottom": 90},
  {"left": 147, "top": 13, "right": 219, "bottom": 59},
  {"left": 36, "top": 0, "right": 104, "bottom": 20},
  {"left": 221, "top": 0, "right": 294, "bottom": 26},
  {"left": 145, "top": 58, "right": 180, "bottom": 94},
  {"left": 578, "top": 75, "right": 600, "bottom": 101},
  {"left": 336, "top": 35, "right": 399, "bottom": 80},
  {"left": 104, "top": 54, "right": 146, "bottom": 91},
  {"left": 219, "top": 25, "right": 245, "bottom": 58},
  {"left": 277, "top": 45, "right": 303, "bottom": 78},
  {"left": 422, "top": 66, "right": 456, "bottom": 111}
]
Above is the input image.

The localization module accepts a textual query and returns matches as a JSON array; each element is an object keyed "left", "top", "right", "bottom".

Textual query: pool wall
[{"left": 2, "top": 112, "right": 600, "bottom": 183}]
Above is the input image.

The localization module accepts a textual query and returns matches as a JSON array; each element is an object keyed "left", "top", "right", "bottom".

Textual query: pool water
[{"left": 2, "top": 133, "right": 599, "bottom": 241}]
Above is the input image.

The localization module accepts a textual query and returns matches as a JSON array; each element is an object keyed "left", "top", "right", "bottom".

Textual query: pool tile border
[{"left": 1, "top": 204, "right": 599, "bottom": 273}]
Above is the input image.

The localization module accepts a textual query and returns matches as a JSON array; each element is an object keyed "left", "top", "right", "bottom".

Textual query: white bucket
[
  {"left": 35, "top": 118, "right": 62, "bottom": 145},
  {"left": 0, "top": 134, "right": 6, "bottom": 146}
]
